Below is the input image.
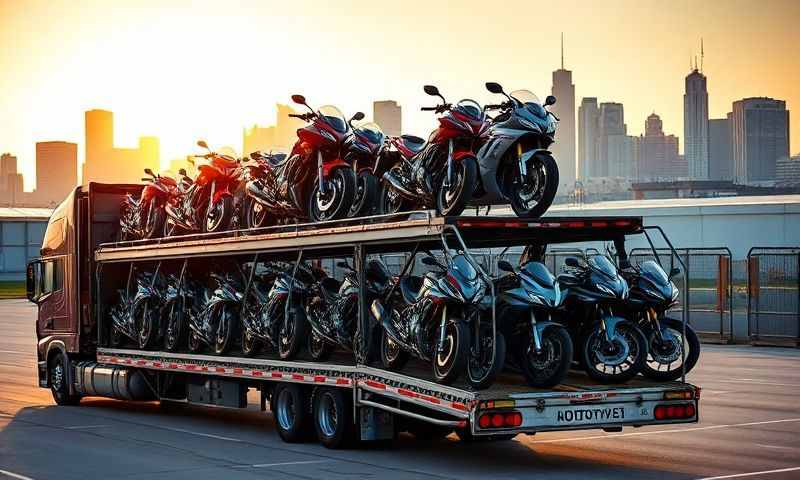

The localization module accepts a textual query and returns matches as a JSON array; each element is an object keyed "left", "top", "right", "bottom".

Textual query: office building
[
  {"left": 551, "top": 37, "right": 576, "bottom": 190},
  {"left": 373, "top": 100, "right": 402, "bottom": 136},
  {"left": 730, "top": 97, "right": 790, "bottom": 183},
  {"left": 638, "top": 113, "right": 683, "bottom": 180},
  {"left": 83, "top": 109, "right": 159, "bottom": 184},
  {"left": 684, "top": 65, "right": 709, "bottom": 179},
  {"left": 578, "top": 98, "right": 600, "bottom": 180},
  {"left": 35, "top": 141, "right": 78, "bottom": 205}
]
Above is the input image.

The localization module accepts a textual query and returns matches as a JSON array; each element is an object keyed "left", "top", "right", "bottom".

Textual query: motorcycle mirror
[
  {"left": 423, "top": 84, "right": 446, "bottom": 103},
  {"left": 485, "top": 82, "right": 504, "bottom": 94},
  {"left": 197, "top": 140, "right": 209, "bottom": 150},
  {"left": 144, "top": 168, "right": 154, "bottom": 176},
  {"left": 187, "top": 157, "right": 195, "bottom": 165},
  {"left": 178, "top": 168, "right": 187, "bottom": 176},
  {"left": 564, "top": 257, "right": 580, "bottom": 268},
  {"left": 545, "top": 95, "right": 557, "bottom": 107},
  {"left": 497, "top": 260, "right": 514, "bottom": 273},
  {"left": 669, "top": 267, "right": 681, "bottom": 279},
  {"left": 351, "top": 111, "right": 365, "bottom": 122},
  {"left": 291, "top": 94, "right": 307, "bottom": 106}
]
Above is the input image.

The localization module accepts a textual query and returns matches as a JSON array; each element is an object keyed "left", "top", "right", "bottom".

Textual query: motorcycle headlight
[
  {"left": 596, "top": 283, "right": 615, "bottom": 297},
  {"left": 518, "top": 117, "right": 543, "bottom": 133}
]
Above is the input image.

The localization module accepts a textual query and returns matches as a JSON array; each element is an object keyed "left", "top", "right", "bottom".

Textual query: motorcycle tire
[
  {"left": 519, "top": 325, "right": 573, "bottom": 388},
  {"left": 380, "top": 329, "right": 409, "bottom": 371},
  {"left": 241, "top": 328, "right": 261, "bottom": 357},
  {"left": 308, "top": 168, "right": 357, "bottom": 222},
  {"left": 135, "top": 300, "right": 158, "bottom": 350},
  {"left": 163, "top": 299, "right": 185, "bottom": 352},
  {"left": 204, "top": 196, "right": 234, "bottom": 233},
  {"left": 379, "top": 182, "right": 410, "bottom": 215},
  {"left": 214, "top": 304, "right": 238, "bottom": 355},
  {"left": 244, "top": 196, "right": 274, "bottom": 230},
  {"left": 188, "top": 331, "right": 203, "bottom": 353},
  {"left": 143, "top": 198, "right": 166, "bottom": 240},
  {"left": 110, "top": 325, "right": 123, "bottom": 347},
  {"left": 308, "top": 330, "right": 333, "bottom": 362},
  {"left": 163, "top": 218, "right": 179, "bottom": 237},
  {"left": 279, "top": 304, "right": 308, "bottom": 360},
  {"left": 432, "top": 318, "right": 469, "bottom": 385},
  {"left": 348, "top": 170, "right": 379, "bottom": 218},
  {"left": 581, "top": 320, "right": 647, "bottom": 383},
  {"left": 466, "top": 325, "right": 505, "bottom": 390},
  {"left": 641, "top": 317, "right": 701, "bottom": 381},
  {"left": 436, "top": 156, "right": 477, "bottom": 217},
  {"left": 508, "top": 151, "right": 559, "bottom": 219}
]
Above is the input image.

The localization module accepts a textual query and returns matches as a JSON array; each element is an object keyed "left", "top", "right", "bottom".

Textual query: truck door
[{"left": 33, "top": 257, "right": 69, "bottom": 332}]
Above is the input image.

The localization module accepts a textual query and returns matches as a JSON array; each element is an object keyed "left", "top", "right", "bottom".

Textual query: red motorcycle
[
  {"left": 241, "top": 95, "right": 358, "bottom": 225},
  {"left": 379, "top": 85, "right": 488, "bottom": 216},
  {"left": 164, "top": 140, "right": 241, "bottom": 235},
  {"left": 343, "top": 119, "right": 385, "bottom": 217},
  {"left": 119, "top": 168, "right": 180, "bottom": 240}
]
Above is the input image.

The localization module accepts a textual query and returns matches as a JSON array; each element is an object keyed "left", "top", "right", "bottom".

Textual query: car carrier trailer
[{"left": 26, "top": 183, "right": 700, "bottom": 449}]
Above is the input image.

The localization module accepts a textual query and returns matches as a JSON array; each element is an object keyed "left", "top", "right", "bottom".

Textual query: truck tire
[
  {"left": 49, "top": 353, "right": 81, "bottom": 406},
  {"left": 313, "top": 387, "right": 356, "bottom": 449},
  {"left": 271, "top": 384, "right": 312, "bottom": 443}
]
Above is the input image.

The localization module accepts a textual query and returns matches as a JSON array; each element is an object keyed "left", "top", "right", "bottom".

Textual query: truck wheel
[
  {"left": 271, "top": 384, "right": 312, "bottom": 443},
  {"left": 308, "top": 331, "right": 333, "bottom": 362},
  {"left": 49, "top": 354, "right": 81, "bottom": 406},
  {"left": 313, "top": 387, "right": 356, "bottom": 449}
]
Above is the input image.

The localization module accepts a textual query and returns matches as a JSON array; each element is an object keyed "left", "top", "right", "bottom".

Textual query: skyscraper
[
  {"left": 638, "top": 113, "right": 683, "bottom": 180},
  {"left": 598, "top": 102, "right": 626, "bottom": 177},
  {"left": 708, "top": 117, "right": 732, "bottom": 180},
  {"left": 35, "top": 141, "right": 78, "bottom": 205},
  {"left": 83, "top": 109, "right": 159, "bottom": 184},
  {"left": 578, "top": 98, "right": 600, "bottom": 180},
  {"left": 0, "top": 153, "right": 17, "bottom": 192},
  {"left": 243, "top": 104, "right": 305, "bottom": 156},
  {"left": 730, "top": 97, "right": 790, "bottom": 183},
  {"left": 551, "top": 35, "right": 576, "bottom": 190},
  {"left": 683, "top": 56, "right": 709, "bottom": 179},
  {"left": 373, "top": 100, "right": 402, "bottom": 136}
]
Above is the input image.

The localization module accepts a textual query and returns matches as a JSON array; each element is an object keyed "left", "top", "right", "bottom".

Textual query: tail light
[
  {"left": 477, "top": 411, "right": 523, "bottom": 430},
  {"left": 654, "top": 403, "right": 695, "bottom": 420}
]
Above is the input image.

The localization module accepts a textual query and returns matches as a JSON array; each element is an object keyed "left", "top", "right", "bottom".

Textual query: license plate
[
  {"left": 526, "top": 403, "right": 652, "bottom": 428},
  {"left": 556, "top": 405, "right": 627, "bottom": 424}
]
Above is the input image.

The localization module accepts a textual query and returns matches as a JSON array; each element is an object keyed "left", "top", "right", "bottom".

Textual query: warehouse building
[{"left": 0, "top": 207, "right": 52, "bottom": 281}]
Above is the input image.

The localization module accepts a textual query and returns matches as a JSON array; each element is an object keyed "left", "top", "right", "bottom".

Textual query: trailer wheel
[
  {"left": 271, "top": 384, "right": 312, "bottom": 443},
  {"left": 49, "top": 354, "right": 81, "bottom": 406},
  {"left": 313, "top": 388, "right": 356, "bottom": 449}
]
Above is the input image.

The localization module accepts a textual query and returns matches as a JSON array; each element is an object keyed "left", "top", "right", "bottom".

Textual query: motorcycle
[
  {"left": 119, "top": 168, "right": 180, "bottom": 240},
  {"left": 240, "top": 261, "right": 316, "bottom": 360},
  {"left": 477, "top": 82, "right": 560, "bottom": 218},
  {"left": 371, "top": 253, "right": 495, "bottom": 387},
  {"left": 343, "top": 120, "right": 385, "bottom": 217},
  {"left": 241, "top": 95, "right": 360, "bottom": 224},
  {"left": 622, "top": 260, "right": 700, "bottom": 381},
  {"left": 558, "top": 255, "right": 648, "bottom": 383},
  {"left": 304, "top": 259, "right": 392, "bottom": 361},
  {"left": 493, "top": 258, "right": 573, "bottom": 388},
  {"left": 165, "top": 140, "right": 241, "bottom": 235},
  {"left": 379, "top": 85, "right": 487, "bottom": 216},
  {"left": 109, "top": 268, "right": 164, "bottom": 350},
  {"left": 187, "top": 271, "right": 241, "bottom": 355}
]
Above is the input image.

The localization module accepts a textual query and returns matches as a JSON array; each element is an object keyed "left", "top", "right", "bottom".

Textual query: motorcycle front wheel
[
  {"left": 204, "top": 196, "right": 234, "bottom": 233},
  {"left": 244, "top": 196, "right": 274, "bottom": 230},
  {"left": 581, "top": 320, "right": 647, "bottom": 383},
  {"left": 163, "top": 299, "right": 185, "bottom": 352},
  {"left": 466, "top": 324, "right": 505, "bottom": 390},
  {"left": 379, "top": 182, "right": 410, "bottom": 215},
  {"left": 241, "top": 327, "right": 261, "bottom": 357},
  {"left": 348, "top": 170, "right": 379, "bottom": 218},
  {"left": 436, "top": 157, "right": 477, "bottom": 216},
  {"left": 143, "top": 198, "right": 166, "bottom": 239},
  {"left": 432, "top": 318, "right": 469, "bottom": 385},
  {"left": 380, "top": 329, "right": 409, "bottom": 371},
  {"left": 278, "top": 304, "right": 308, "bottom": 360},
  {"left": 213, "top": 303, "right": 238, "bottom": 355},
  {"left": 135, "top": 300, "right": 158, "bottom": 350},
  {"left": 308, "top": 330, "right": 333, "bottom": 361},
  {"left": 641, "top": 317, "right": 701, "bottom": 381},
  {"left": 308, "top": 168, "right": 356, "bottom": 222},
  {"left": 507, "top": 152, "right": 559, "bottom": 218},
  {"left": 519, "top": 325, "right": 573, "bottom": 388}
]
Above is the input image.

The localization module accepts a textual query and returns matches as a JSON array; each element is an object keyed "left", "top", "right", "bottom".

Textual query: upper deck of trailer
[{"left": 94, "top": 212, "right": 644, "bottom": 262}]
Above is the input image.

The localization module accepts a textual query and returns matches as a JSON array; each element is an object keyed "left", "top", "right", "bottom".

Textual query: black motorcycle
[
  {"left": 622, "top": 260, "right": 700, "bottom": 381},
  {"left": 493, "top": 259, "right": 573, "bottom": 388},
  {"left": 478, "top": 82, "right": 560, "bottom": 218},
  {"left": 559, "top": 255, "right": 647, "bottom": 383},
  {"left": 187, "top": 272, "right": 241, "bottom": 355},
  {"left": 109, "top": 268, "right": 163, "bottom": 349},
  {"left": 240, "top": 261, "right": 315, "bottom": 360},
  {"left": 344, "top": 120, "right": 385, "bottom": 218},
  {"left": 161, "top": 268, "right": 203, "bottom": 352},
  {"left": 305, "top": 259, "right": 392, "bottom": 361}
]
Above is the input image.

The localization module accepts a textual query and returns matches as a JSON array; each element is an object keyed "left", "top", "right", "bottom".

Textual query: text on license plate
[{"left": 557, "top": 406, "right": 626, "bottom": 423}]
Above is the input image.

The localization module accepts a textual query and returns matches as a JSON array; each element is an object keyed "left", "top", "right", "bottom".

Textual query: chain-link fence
[{"left": 747, "top": 248, "right": 800, "bottom": 345}]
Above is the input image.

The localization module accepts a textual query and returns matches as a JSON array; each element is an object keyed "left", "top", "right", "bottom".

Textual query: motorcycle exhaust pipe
[
  {"left": 381, "top": 172, "right": 417, "bottom": 200},
  {"left": 245, "top": 180, "right": 278, "bottom": 208}
]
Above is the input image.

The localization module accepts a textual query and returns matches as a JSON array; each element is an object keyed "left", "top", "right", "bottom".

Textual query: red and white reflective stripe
[
  {"left": 96, "top": 355, "right": 352, "bottom": 387},
  {"left": 359, "top": 378, "right": 472, "bottom": 415}
]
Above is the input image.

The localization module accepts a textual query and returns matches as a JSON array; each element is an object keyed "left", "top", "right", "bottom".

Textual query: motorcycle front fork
[
  {"left": 317, "top": 150, "right": 326, "bottom": 195},
  {"left": 517, "top": 143, "right": 528, "bottom": 179},
  {"left": 530, "top": 310, "right": 543, "bottom": 354},
  {"left": 646, "top": 308, "right": 665, "bottom": 342},
  {"left": 444, "top": 140, "right": 454, "bottom": 187},
  {"left": 436, "top": 305, "right": 448, "bottom": 354}
]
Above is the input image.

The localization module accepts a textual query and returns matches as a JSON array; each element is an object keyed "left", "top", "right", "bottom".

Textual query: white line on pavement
[
  {"left": 158, "top": 426, "right": 242, "bottom": 442},
  {"left": 63, "top": 425, "right": 110, "bottom": 430},
  {"left": 0, "top": 350, "right": 32, "bottom": 356},
  {"left": 697, "top": 466, "right": 800, "bottom": 479},
  {"left": 0, "top": 469, "right": 35, "bottom": 480},
  {"left": 234, "top": 460, "right": 331, "bottom": 468},
  {"left": 754, "top": 444, "right": 797, "bottom": 450},
  {"left": 717, "top": 378, "right": 800, "bottom": 388},
  {"left": 528, "top": 418, "right": 800, "bottom": 444}
]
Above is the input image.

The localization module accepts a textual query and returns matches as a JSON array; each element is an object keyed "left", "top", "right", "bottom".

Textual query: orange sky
[{"left": 1, "top": 0, "right": 798, "bottom": 190}]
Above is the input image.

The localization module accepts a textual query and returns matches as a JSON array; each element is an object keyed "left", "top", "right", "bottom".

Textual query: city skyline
[{"left": 2, "top": 0, "right": 798, "bottom": 189}]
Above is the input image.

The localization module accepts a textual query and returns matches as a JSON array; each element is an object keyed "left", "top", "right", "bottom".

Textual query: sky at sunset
[{"left": 1, "top": 0, "right": 798, "bottom": 190}]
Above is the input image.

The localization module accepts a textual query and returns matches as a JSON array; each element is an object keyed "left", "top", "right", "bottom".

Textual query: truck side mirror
[{"left": 26, "top": 261, "right": 41, "bottom": 303}]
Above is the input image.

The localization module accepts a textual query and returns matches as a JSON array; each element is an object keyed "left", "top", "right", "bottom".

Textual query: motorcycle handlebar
[{"left": 420, "top": 106, "right": 437, "bottom": 111}]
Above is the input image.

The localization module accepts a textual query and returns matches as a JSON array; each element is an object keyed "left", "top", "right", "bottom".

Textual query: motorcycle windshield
[
  {"left": 355, "top": 122, "right": 385, "bottom": 146},
  {"left": 588, "top": 255, "right": 618, "bottom": 279},
  {"left": 318, "top": 105, "right": 348, "bottom": 133},
  {"left": 454, "top": 99, "right": 483, "bottom": 122},
  {"left": 639, "top": 260, "right": 669, "bottom": 285},
  {"left": 520, "top": 261, "right": 556, "bottom": 287},
  {"left": 217, "top": 146, "right": 240, "bottom": 163},
  {"left": 510, "top": 89, "right": 541, "bottom": 106}
]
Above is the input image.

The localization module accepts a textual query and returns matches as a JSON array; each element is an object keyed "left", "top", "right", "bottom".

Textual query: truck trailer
[{"left": 26, "top": 183, "right": 700, "bottom": 449}]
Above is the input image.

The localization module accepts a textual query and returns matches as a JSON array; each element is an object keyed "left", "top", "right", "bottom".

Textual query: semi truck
[{"left": 26, "top": 183, "right": 700, "bottom": 449}]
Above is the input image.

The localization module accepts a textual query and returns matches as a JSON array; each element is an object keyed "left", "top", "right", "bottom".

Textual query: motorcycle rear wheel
[
  {"left": 507, "top": 152, "right": 559, "bottom": 218},
  {"left": 348, "top": 170, "right": 379, "bottom": 218},
  {"left": 204, "top": 196, "right": 234, "bottom": 233},
  {"left": 308, "top": 168, "right": 356, "bottom": 222},
  {"left": 519, "top": 325, "right": 573, "bottom": 388},
  {"left": 379, "top": 182, "right": 410, "bottom": 215},
  {"left": 244, "top": 196, "right": 274, "bottom": 230},
  {"left": 163, "top": 299, "right": 185, "bottom": 352},
  {"left": 436, "top": 157, "right": 477, "bottom": 216},
  {"left": 135, "top": 301, "right": 158, "bottom": 350}
]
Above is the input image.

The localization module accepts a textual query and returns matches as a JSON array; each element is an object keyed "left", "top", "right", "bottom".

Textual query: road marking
[
  {"left": 717, "top": 378, "right": 800, "bottom": 388},
  {"left": 754, "top": 444, "right": 797, "bottom": 450},
  {"left": 529, "top": 418, "right": 800, "bottom": 444},
  {"left": 159, "top": 426, "right": 242, "bottom": 442},
  {"left": 0, "top": 350, "right": 32, "bottom": 355},
  {"left": 0, "top": 469, "right": 35, "bottom": 480},
  {"left": 63, "top": 424, "right": 110, "bottom": 430},
  {"left": 697, "top": 466, "right": 800, "bottom": 479},
  {"left": 234, "top": 460, "right": 331, "bottom": 468}
]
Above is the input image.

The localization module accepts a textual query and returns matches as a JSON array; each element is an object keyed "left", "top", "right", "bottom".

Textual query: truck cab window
[{"left": 42, "top": 259, "right": 63, "bottom": 296}]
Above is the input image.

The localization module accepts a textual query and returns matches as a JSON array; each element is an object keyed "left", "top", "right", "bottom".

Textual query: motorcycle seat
[
  {"left": 400, "top": 135, "right": 425, "bottom": 153},
  {"left": 399, "top": 275, "right": 423, "bottom": 304}
]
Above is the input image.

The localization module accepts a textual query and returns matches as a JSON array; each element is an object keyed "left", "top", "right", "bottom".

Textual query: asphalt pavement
[{"left": 1, "top": 298, "right": 798, "bottom": 479}]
